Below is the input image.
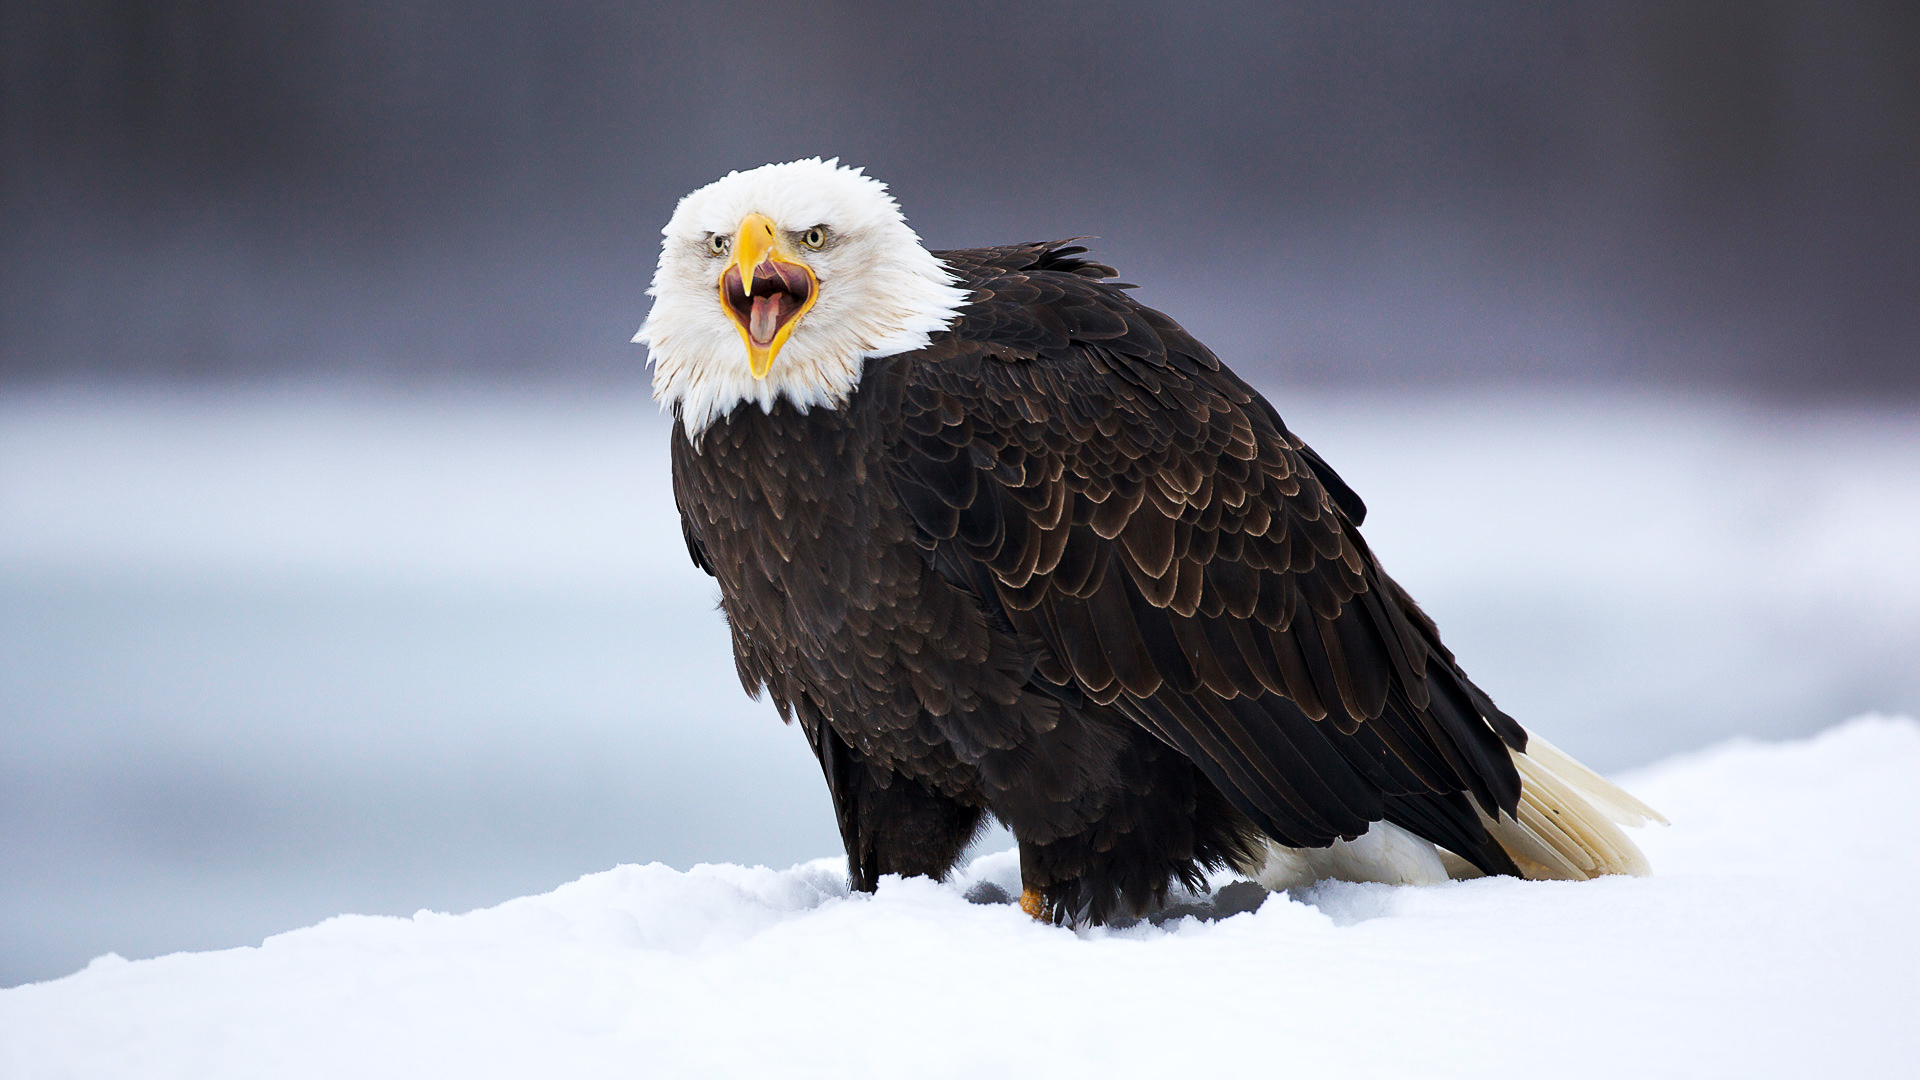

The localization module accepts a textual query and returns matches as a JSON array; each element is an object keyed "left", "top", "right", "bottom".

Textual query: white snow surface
[{"left": 4, "top": 717, "right": 1915, "bottom": 1078}]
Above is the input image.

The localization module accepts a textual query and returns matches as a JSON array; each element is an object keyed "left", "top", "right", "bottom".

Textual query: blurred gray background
[{"left": 3, "top": 2, "right": 1918, "bottom": 986}]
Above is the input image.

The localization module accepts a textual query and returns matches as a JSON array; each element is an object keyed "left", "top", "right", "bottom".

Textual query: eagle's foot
[{"left": 1018, "top": 886, "right": 1052, "bottom": 922}]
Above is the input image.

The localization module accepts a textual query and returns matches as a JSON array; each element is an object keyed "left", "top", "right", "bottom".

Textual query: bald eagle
[{"left": 638, "top": 159, "right": 1662, "bottom": 924}]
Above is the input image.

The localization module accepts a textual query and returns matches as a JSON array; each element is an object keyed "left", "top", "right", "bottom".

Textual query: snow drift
[{"left": 4, "top": 716, "right": 1916, "bottom": 1078}]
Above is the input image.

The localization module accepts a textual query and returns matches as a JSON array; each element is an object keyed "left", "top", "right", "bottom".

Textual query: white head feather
[{"left": 635, "top": 158, "right": 969, "bottom": 437}]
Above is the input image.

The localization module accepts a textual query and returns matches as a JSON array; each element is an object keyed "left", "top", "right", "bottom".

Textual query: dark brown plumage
[{"left": 672, "top": 240, "right": 1531, "bottom": 923}]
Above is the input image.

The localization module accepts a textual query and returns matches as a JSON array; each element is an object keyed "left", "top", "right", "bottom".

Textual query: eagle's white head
[{"left": 635, "top": 158, "right": 969, "bottom": 436}]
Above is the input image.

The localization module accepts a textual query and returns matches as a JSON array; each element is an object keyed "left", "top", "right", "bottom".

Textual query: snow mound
[{"left": 5, "top": 717, "right": 1917, "bottom": 1079}]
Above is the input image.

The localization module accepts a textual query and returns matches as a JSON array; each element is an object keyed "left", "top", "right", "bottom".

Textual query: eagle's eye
[
  {"left": 708, "top": 234, "right": 731, "bottom": 256},
  {"left": 801, "top": 226, "right": 827, "bottom": 250}
]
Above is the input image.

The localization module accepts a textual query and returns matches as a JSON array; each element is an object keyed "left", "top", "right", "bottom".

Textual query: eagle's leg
[
  {"left": 846, "top": 772, "right": 984, "bottom": 890},
  {"left": 1010, "top": 735, "right": 1264, "bottom": 926},
  {"left": 1016, "top": 841, "right": 1053, "bottom": 922},
  {"left": 800, "top": 706, "right": 985, "bottom": 891}
]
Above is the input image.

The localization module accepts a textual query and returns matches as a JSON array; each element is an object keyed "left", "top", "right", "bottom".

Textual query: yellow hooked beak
[{"left": 721, "top": 212, "right": 820, "bottom": 378}]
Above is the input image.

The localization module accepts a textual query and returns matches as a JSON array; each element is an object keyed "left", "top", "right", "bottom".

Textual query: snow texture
[{"left": 4, "top": 716, "right": 1915, "bottom": 1078}]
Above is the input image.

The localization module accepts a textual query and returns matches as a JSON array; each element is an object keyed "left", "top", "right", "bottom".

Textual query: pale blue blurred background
[{"left": 4, "top": 2, "right": 1918, "bottom": 985}]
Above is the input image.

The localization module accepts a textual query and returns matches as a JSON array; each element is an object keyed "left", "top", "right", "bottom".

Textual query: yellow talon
[{"left": 1019, "top": 888, "right": 1049, "bottom": 921}]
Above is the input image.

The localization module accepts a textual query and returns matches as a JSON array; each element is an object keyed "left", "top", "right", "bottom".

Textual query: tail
[
  {"left": 1247, "top": 733, "right": 1667, "bottom": 891},
  {"left": 1441, "top": 733, "right": 1667, "bottom": 881}
]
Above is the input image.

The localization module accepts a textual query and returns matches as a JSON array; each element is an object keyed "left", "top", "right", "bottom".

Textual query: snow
[{"left": 4, "top": 716, "right": 1915, "bottom": 1079}]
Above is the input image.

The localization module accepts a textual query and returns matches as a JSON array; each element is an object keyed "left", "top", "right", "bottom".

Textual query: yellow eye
[
  {"left": 802, "top": 226, "right": 826, "bottom": 250},
  {"left": 708, "top": 234, "right": 730, "bottom": 256}
]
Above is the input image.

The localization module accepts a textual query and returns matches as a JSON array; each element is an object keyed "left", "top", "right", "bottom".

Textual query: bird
[{"left": 637, "top": 158, "right": 1663, "bottom": 924}]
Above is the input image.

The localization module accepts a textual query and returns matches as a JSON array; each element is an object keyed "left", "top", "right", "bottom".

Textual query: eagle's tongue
[{"left": 749, "top": 294, "right": 790, "bottom": 345}]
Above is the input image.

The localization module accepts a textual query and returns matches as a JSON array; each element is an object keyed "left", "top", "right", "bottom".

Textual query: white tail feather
[
  {"left": 1479, "top": 740, "right": 1663, "bottom": 880},
  {"left": 1521, "top": 733, "right": 1668, "bottom": 827},
  {"left": 1244, "top": 734, "right": 1665, "bottom": 889}
]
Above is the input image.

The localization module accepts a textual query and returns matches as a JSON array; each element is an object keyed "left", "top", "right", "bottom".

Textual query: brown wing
[{"left": 869, "top": 243, "right": 1526, "bottom": 869}]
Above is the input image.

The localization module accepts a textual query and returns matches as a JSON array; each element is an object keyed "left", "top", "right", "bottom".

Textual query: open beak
[{"left": 720, "top": 212, "right": 818, "bottom": 378}]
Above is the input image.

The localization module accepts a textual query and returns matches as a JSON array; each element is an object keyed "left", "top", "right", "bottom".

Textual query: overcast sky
[{"left": 3, "top": 1, "right": 1916, "bottom": 395}]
